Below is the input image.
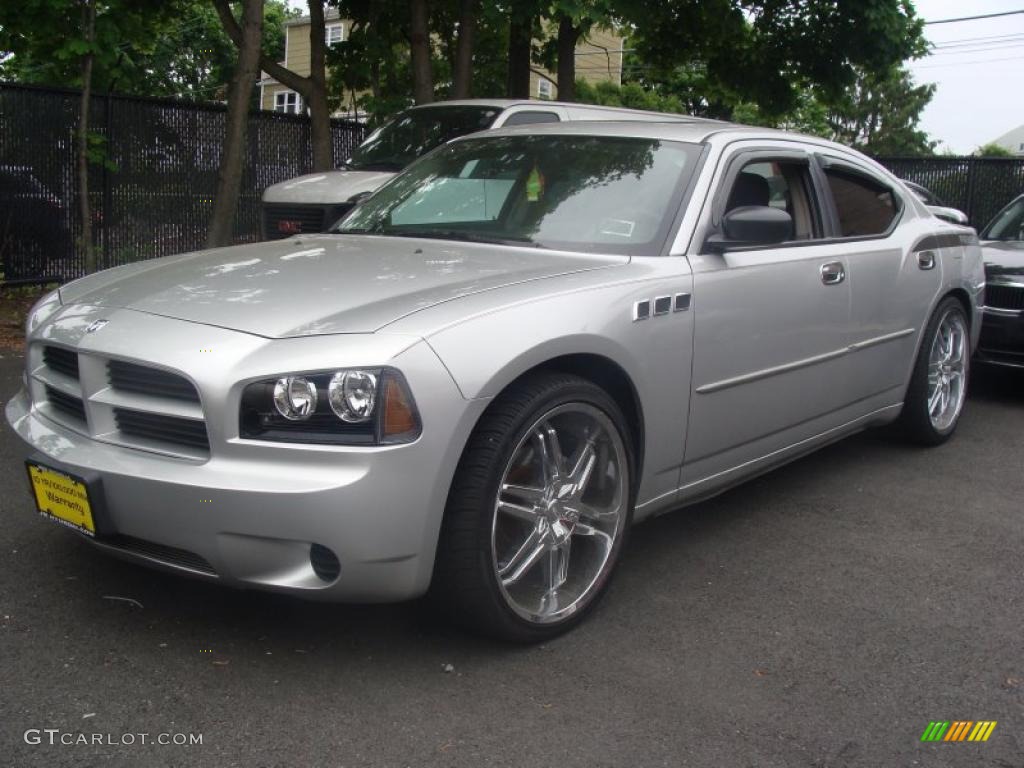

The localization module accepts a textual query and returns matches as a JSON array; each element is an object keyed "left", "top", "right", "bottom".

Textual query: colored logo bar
[{"left": 921, "top": 721, "right": 997, "bottom": 742}]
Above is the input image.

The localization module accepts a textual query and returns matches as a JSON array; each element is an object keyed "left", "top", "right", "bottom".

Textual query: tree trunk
[
  {"left": 307, "top": 0, "right": 333, "bottom": 170},
  {"left": 556, "top": 15, "right": 581, "bottom": 102},
  {"left": 207, "top": 0, "right": 263, "bottom": 248},
  {"left": 409, "top": 0, "right": 434, "bottom": 103},
  {"left": 507, "top": 13, "right": 532, "bottom": 98},
  {"left": 452, "top": 0, "right": 477, "bottom": 99},
  {"left": 77, "top": 0, "right": 96, "bottom": 274}
]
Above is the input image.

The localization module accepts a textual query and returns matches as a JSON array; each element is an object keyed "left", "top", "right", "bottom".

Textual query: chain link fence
[
  {"left": 0, "top": 82, "right": 365, "bottom": 283},
  {"left": 877, "top": 155, "right": 1024, "bottom": 231},
  {"left": 2, "top": 80, "right": 1023, "bottom": 285}
]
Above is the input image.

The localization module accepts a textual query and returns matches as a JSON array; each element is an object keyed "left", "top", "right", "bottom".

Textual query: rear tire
[
  {"left": 431, "top": 372, "right": 635, "bottom": 642},
  {"left": 899, "top": 297, "right": 970, "bottom": 445}
]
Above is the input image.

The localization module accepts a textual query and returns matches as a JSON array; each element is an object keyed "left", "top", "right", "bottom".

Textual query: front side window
[
  {"left": 337, "top": 134, "right": 701, "bottom": 255},
  {"left": 825, "top": 168, "right": 898, "bottom": 237},
  {"left": 724, "top": 159, "right": 820, "bottom": 241},
  {"left": 347, "top": 106, "right": 503, "bottom": 172},
  {"left": 981, "top": 197, "right": 1024, "bottom": 241},
  {"left": 274, "top": 91, "right": 301, "bottom": 114}
]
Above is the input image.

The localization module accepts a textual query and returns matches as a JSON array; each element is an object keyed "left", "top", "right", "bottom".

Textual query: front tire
[
  {"left": 899, "top": 297, "right": 970, "bottom": 445},
  {"left": 432, "top": 373, "right": 635, "bottom": 642}
]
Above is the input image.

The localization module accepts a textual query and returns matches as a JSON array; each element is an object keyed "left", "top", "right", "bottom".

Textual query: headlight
[
  {"left": 25, "top": 289, "right": 62, "bottom": 335},
  {"left": 240, "top": 367, "right": 420, "bottom": 445}
]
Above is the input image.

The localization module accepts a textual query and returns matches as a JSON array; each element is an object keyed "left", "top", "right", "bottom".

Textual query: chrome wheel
[
  {"left": 927, "top": 308, "right": 968, "bottom": 432},
  {"left": 491, "top": 403, "right": 628, "bottom": 625}
]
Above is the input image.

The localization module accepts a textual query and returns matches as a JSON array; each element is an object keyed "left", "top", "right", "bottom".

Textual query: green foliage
[
  {"left": 574, "top": 79, "right": 685, "bottom": 114},
  {"left": 975, "top": 143, "right": 1014, "bottom": 158},
  {"left": 822, "top": 66, "right": 935, "bottom": 155},
  {"left": 0, "top": 0, "right": 296, "bottom": 100}
]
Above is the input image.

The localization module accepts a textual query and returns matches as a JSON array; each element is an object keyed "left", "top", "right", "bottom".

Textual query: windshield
[
  {"left": 336, "top": 134, "right": 701, "bottom": 255},
  {"left": 347, "top": 105, "right": 503, "bottom": 172},
  {"left": 982, "top": 197, "right": 1024, "bottom": 241}
]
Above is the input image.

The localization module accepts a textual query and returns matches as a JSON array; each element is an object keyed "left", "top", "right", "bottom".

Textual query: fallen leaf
[{"left": 754, "top": 669, "right": 769, "bottom": 677}]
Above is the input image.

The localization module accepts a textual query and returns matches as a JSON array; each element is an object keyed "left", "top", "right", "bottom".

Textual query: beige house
[{"left": 259, "top": 10, "right": 625, "bottom": 116}]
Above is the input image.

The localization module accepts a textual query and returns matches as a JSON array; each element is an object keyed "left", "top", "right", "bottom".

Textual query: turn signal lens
[
  {"left": 381, "top": 374, "right": 419, "bottom": 441},
  {"left": 328, "top": 370, "right": 378, "bottom": 423},
  {"left": 273, "top": 376, "right": 318, "bottom": 421}
]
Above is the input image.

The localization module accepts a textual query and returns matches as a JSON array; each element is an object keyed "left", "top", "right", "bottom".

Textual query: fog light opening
[{"left": 310, "top": 543, "right": 341, "bottom": 582}]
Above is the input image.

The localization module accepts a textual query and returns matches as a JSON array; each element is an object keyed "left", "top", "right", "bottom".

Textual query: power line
[
  {"left": 925, "top": 10, "right": 1024, "bottom": 25},
  {"left": 914, "top": 53, "right": 1024, "bottom": 69}
]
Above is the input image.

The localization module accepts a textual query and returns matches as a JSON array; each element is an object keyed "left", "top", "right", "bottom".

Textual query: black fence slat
[
  {"left": 877, "top": 155, "right": 1024, "bottom": 229},
  {"left": 0, "top": 82, "right": 364, "bottom": 282}
]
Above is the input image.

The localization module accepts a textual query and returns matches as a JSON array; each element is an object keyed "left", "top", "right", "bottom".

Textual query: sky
[{"left": 907, "top": 0, "right": 1024, "bottom": 153}]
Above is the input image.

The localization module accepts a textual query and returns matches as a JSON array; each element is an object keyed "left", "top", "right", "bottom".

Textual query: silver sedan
[{"left": 6, "top": 121, "right": 984, "bottom": 641}]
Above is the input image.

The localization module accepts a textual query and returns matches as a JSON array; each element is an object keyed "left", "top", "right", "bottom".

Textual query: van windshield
[{"left": 347, "top": 106, "right": 503, "bottom": 172}]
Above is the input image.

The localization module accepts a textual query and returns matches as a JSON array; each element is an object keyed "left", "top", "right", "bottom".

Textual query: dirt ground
[{"left": 0, "top": 285, "right": 55, "bottom": 352}]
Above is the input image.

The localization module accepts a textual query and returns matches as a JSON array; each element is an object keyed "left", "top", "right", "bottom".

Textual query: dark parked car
[
  {"left": 976, "top": 194, "right": 1024, "bottom": 369},
  {"left": 0, "top": 165, "right": 71, "bottom": 281}
]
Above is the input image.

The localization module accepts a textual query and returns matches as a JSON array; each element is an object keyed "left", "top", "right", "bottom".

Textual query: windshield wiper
[{"left": 382, "top": 228, "right": 540, "bottom": 247}]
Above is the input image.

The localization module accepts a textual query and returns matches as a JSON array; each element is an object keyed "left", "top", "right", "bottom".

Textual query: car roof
[{"left": 405, "top": 99, "right": 718, "bottom": 122}]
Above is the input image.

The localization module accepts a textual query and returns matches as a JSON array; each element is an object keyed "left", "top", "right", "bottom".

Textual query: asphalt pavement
[{"left": 1, "top": 350, "right": 1021, "bottom": 768}]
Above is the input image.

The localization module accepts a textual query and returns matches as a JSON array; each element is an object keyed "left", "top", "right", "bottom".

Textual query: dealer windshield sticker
[{"left": 526, "top": 166, "right": 545, "bottom": 202}]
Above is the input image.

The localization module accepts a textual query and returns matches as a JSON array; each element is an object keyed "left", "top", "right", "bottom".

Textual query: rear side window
[
  {"left": 501, "top": 111, "right": 560, "bottom": 126},
  {"left": 825, "top": 169, "right": 898, "bottom": 237}
]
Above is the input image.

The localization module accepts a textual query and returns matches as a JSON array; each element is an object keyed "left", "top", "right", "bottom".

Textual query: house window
[
  {"left": 537, "top": 79, "right": 553, "bottom": 100},
  {"left": 274, "top": 91, "right": 302, "bottom": 114},
  {"left": 325, "top": 24, "right": 344, "bottom": 46}
]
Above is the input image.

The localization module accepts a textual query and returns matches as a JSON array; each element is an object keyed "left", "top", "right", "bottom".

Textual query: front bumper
[
  {"left": 977, "top": 307, "right": 1024, "bottom": 369},
  {"left": 5, "top": 314, "right": 487, "bottom": 602}
]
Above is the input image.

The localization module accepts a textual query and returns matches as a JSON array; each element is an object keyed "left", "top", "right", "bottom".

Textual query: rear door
[{"left": 816, "top": 155, "right": 943, "bottom": 400}]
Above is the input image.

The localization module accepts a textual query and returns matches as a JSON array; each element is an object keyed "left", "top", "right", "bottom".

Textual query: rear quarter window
[{"left": 825, "top": 169, "right": 898, "bottom": 237}]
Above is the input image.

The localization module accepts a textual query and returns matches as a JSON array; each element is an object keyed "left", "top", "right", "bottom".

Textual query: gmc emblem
[{"left": 277, "top": 219, "right": 302, "bottom": 234}]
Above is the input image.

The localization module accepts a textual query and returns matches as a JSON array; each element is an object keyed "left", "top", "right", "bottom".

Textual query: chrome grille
[
  {"left": 986, "top": 284, "right": 1024, "bottom": 311},
  {"left": 108, "top": 359, "right": 200, "bottom": 403},
  {"left": 45, "top": 385, "right": 86, "bottom": 422},
  {"left": 42, "top": 345, "right": 79, "bottom": 380},
  {"left": 114, "top": 408, "right": 210, "bottom": 451}
]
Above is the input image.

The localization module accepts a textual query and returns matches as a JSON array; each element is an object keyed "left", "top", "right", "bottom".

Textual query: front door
[{"left": 681, "top": 151, "right": 858, "bottom": 490}]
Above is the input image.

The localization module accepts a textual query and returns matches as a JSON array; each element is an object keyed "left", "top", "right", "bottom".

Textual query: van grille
[
  {"left": 104, "top": 534, "right": 216, "bottom": 575},
  {"left": 262, "top": 203, "right": 353, "bottom": 240}
]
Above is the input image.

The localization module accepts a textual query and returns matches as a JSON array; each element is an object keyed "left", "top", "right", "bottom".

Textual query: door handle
[
  {"left": 820, "top": 261, "right": 846, "bottom": 285},
  {"left": 917, "top": 250, "right": 936, "bottom": 270}
]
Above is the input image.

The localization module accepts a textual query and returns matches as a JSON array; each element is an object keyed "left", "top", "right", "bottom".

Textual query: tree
[
  {"left": 451, "top": 0, "right": 478, "bottom": 98},
  {"left": 975, "top": 143, "right": 1014, "bottom": 158},
  {"left": 207, "top": 0, "right": 263, "bottom": 248},
  {"left": 824, "top": 66, "right": 935, "bottom": 156},
  {"left": 620, "top": 0, "right": 926, "bottom": 121},
  {"left": 214, "top": 0, "right": 333, "bottom": 171},
  {"left": 409, "top": 0, "right": 434, "bottom": 103}
]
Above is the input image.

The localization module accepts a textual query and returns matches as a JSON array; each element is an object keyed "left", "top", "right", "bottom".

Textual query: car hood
[
  {"left": 262, "top": 170, "right": 395, "bottom": 204},
  {"left": 57, "top": 235, "right": 627, "bottom": 338},
  {"left": 981, "top": 240, "right": 1024, "bottom": 276}
]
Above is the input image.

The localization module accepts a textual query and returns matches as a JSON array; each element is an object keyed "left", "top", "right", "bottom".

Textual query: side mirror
[{"left": 707, "top": 206, "right": 793, "bottom": 252}]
